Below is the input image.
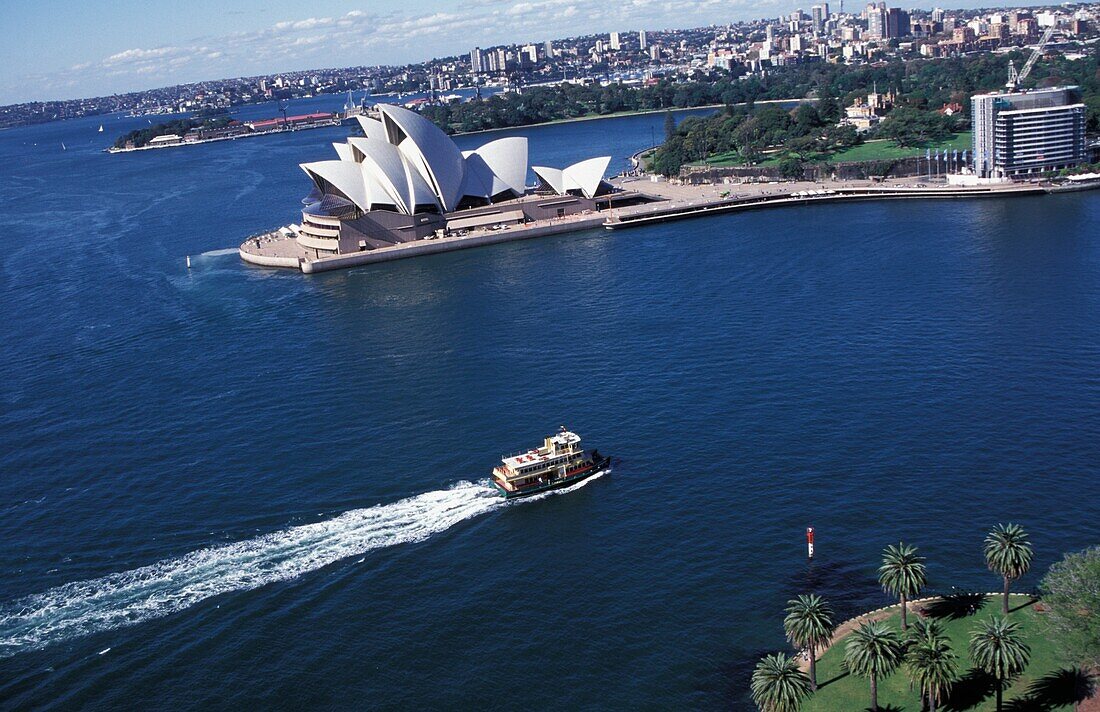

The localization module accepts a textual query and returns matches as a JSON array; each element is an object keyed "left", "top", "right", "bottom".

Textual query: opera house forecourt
[{"left": 238, "top": 103, "right": 641, "bottom": 273}]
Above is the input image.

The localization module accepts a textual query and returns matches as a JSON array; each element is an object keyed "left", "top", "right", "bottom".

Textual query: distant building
[
  {"left": 610, "top": 32, "right": 621, "bottom": 50},
  {"left": 972, "top": 86, "right": 1087, "bottom": 178},
  {"left": 812, "top": 4, "right": 828, "bottom": 32},
  {"left": 886, "top": 7, "right": 910, "bottom": 37},
  {"left": 841, "top": 87, "right": 896, "bottom": 130},
  {"left": 638, "top": 30, "right": 648, "bottom": 50},
  {"left": 470, "top": 48, "right": 485, "bottom": 74},
  {"left": 866, "top": 2, "right": 886, "bottom": 38}
]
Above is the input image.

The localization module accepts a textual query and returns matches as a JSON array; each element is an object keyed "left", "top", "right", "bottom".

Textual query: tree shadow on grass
[
  {"left": 815, "top": 670, "right": 849, "bottom": 690},
  {"left": 1003, "top": 667, "right": 1097, "bottom": 712},
  {"left": 1008, "top": 597, "right": 1038, "bottom": 614},
  {"left": 922, "top": 593, "right": 990, "bottom": 621},
  {"left": 942, "top": 668, "right": 998, "bottom": 711}
]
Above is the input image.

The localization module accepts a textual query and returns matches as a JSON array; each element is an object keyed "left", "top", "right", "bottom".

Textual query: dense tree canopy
[{"left": 1040, "top": 545, "right": 1100, "bottom": 669}]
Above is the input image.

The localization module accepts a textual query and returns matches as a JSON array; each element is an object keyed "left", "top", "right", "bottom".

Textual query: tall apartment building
[
  {"left": 866, "top": 2, "right": 886, "bottom": 38},
  {"left": 609, "top": 32, "right": 621, "bottom": 50},
  {"left": 972, "top": 86, "right": 1087, "bottom": 178},
  {"left": 470, "top": 48, "right": 485, "bottom": 74},
  {"left": 811, "top": 4, "right": 828, "bottom": 32},
  {"left": 638, "top": 30, "right": 647, "bottom": 50}
]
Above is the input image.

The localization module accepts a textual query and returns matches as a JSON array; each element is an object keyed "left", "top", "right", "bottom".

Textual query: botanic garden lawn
[
  {"left": 803, "top": 593, "right": 1075, "bottom": 711},
  {"left": 695, "top": 132, "right": 972, "bottom": 168}
]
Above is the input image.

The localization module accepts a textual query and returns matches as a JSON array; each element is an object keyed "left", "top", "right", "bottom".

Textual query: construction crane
[{"left": 1006, "top": 24, "right": 1056, "bottom": 90}]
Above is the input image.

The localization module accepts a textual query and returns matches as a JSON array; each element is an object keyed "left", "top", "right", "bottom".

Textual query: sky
[{"left": 0, "top": 0, "right": 1012, "bottom": 105}]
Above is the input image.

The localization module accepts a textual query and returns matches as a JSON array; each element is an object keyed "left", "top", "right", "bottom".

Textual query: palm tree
[
  {"left": 783, "top": 594, "right": 836, "bottom": 691},
  {"left": 984, "top": 523, "right": 1033, "bottom": 615},
  {"left": 969, "top": 616, "right": 1031, "bottom": 712},
  {"left": 845, "top": 620, "right": 905, "bottom": 711},
  {"left": 750, "top": 652, "right": 813, "bottom": 712},
  {"left": 879, "top": 542, "right": 928, "bottom": 631},
  {"left": 905, "top": 624, "right": 958, "bottom": 712}
]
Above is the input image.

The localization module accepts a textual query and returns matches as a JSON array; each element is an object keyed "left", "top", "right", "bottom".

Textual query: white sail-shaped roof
[
  {"left": 462, "top": 151, "right": 510, "bottom": 200},
  {"left": 531, "top": 165, "right": 565, "bottom": 194},
  {"left": 377, "top": 104, "right": 467, "bottom": 212},
  {"left": 347, "top": 137, "right": 414, "bottom": 213},
  {"left": 300, "top": 160, "right": 405, "bottom": 214},
  {"left": 332, "top": 142, "right": 354, "bottom": 162},
  {"left": 468, "top": 137, "right": 528, "bottom": 196},
  {"left": 533, "top": 157, "right": 610, "bottom": 199},
  {"left": 347, "top": 137, "right": 441, "bottom": 215},
  {"left": 355, "top": 115, "right": 386, "bottom": 141},
  {"left": 563, "top": 156, "right": 611, "bottom": 198},
  {"left": 301, "top": 161, "right": 369, "bottom": 212}
]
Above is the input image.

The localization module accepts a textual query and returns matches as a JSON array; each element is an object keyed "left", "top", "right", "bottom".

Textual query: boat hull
[{"left": 493, "top": 454, "right": 611, "bottom": 499}]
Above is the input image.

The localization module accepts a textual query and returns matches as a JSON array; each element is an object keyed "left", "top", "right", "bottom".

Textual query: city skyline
[{"left": 0, "top": 0, "right": 1040, "bottom": 105}]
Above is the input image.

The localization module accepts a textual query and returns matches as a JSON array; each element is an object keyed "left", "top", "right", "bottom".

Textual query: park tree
[
  {"left": 1040, "top": 545, "right": 1100, "bottom": 669},
  {"left": 985, "top": 523, "right": 1033, "bottom": 615},
  {"left": 845, "top": 620, "right": 904, "bottom": 712},
  {"left": 969, "top": 616, "right": 1030, "bottom": 712},
  {"left": 879, "top": 543, "right": 927, "bottom": 631},
  {"left": 783, "top": 594, "right": 835, "bottom": 690},
  {"left": 750, "top": 652, "right": 812, "bottom": 712}
]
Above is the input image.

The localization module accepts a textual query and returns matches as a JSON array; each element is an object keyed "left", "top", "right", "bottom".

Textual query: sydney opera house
[{"left": 291, "top": 103, "right": 622, "bottom": 255}]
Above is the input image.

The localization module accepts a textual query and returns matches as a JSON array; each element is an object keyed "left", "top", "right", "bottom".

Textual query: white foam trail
[
  {"left": 196, "top": 248, "right": 240, "bottom": 258},
  {"left": 0, "top": 479, "right": 502, "bottom": 658}
]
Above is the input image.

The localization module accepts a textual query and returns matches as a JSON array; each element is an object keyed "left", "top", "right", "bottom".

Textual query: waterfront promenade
[{"left": 239, "top": 174, "right": 1082, "bottom": 273}]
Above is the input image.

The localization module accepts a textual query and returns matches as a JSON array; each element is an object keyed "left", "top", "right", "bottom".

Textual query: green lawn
[
  {"left": 826, "top": 132, "right": 972, "bottom": 164},
  {"left": 803, "top": 593, "right": 1077, "bottom": 712},
  {"left": 691, "top": 132, "right": 972, "bottom": 168}
]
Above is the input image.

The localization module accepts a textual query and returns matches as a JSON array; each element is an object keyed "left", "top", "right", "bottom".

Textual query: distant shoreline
[{"left": 453, "top": 98, "right": 814, "bottom": 136}]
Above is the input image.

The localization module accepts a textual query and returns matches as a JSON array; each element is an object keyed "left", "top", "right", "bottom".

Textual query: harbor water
[{"left": 1, "top": 96, "right": 1098, "bottom": 709}]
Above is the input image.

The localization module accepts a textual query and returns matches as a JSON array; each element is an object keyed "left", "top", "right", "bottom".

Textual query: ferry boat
[{"left": 491, "top": 427, "right": 611, "bottom": 499}]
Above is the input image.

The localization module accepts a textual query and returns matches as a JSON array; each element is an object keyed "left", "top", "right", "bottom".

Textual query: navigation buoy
[
  {"left": 807, "top": 526, "right": 815, "bottom": 560},
  {"left": 186, "top": 256, "right": 191, "bottom": 269}
]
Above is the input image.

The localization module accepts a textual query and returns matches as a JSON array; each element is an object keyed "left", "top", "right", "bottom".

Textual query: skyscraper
[
  {"left": 470, "top": 47, "right": 485, "bottom": 74},
  {"left": 811, "top": 4, "right": 826, "bottom": 32},
  {"left": 610, "top": 31, "right": 621, "bottom": 50},
  {"left": 638, "top": 30, "right": 647, "bottom": 50},
  {"left": 866, "top": 2, "right": 886, "bottom": 38}
]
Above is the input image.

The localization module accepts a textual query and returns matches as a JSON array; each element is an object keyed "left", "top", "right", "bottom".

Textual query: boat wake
[
  {"left": 195, "top": 247, "right": 240, "bottom": 258},
  {"left": 0, "top": 471, "right": 609, "bottom": 658}
]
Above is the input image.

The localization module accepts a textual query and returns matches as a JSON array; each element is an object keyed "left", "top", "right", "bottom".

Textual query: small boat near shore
[{"left": 492, "top": 427, "right": 611, "bottom": 499}]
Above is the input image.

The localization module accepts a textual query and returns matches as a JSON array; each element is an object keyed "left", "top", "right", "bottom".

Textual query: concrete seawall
[
  {"left": 237, "top": 216, "right": 607, "bottom": 274},
  {"left": 239, "top": 176, "right": 1099, "bottom": 274},
  {"left": 605, "top": 183, "right": 1050, "bottom": 229}
]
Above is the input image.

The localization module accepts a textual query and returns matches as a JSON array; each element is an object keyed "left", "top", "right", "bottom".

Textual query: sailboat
[
  {"left": 61, "top": 142, "right": 67, "bottom": 151},
  {"left": 98, "top": 124, "right": 104, "bottom": 133}
]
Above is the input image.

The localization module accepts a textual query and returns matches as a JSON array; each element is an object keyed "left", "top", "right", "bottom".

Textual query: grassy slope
[
  {"left": 826, "top": 132, "right": 973, "bottom": 164},
  {"left": 803, "top": 594, "right": 1071, "bottom": 712},
  {"left": 694, "top": 132, "right": 972, "bottom": 168}
]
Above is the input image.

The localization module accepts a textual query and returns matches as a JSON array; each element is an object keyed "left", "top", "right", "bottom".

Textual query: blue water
[{"left": 1, "top": 106, "right": 1098, "bottom": 710}]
